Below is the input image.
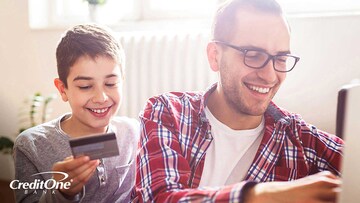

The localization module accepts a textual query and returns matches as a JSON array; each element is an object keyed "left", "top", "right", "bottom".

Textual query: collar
[
  {"left": 265, "top": 102, "right": 292, "bottom": 126},
  {"left": 198, "top": 83, "right": 218, "bottom": 125}
]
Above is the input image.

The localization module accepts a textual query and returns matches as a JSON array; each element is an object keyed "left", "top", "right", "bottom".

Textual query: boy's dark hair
[
  {"left": 56, "top": 24, "right": 125, "bottom": 88},
  {"left": 212, "top": 0, "right": 283, "bottom": 42}
]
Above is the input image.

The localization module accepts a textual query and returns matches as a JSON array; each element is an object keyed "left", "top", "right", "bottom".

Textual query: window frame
[{"left": 28, "top": 0, "right": 360, "bottom": 29}]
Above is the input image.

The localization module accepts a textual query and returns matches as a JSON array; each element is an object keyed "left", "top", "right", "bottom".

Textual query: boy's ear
[
  {"left": 54, "top": 78, "right": 68, "bottom": 102},
  {"left": 207, "top": 42, "right": 221, "bottom": 72}
]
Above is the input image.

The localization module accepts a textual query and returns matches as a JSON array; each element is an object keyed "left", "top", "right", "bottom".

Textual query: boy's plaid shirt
[{"left": 134, "top": 84, "right": 344, "bottom": 203}]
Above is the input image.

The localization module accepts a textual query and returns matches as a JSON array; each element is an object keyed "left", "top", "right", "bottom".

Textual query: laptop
[{"left": 336, "top": 82, "right": 360, "bottom": 203}]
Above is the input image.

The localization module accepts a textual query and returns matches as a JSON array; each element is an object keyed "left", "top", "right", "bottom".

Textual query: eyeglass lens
[{"left": 244, "top": 50, "right": 296, "bottom": 72}]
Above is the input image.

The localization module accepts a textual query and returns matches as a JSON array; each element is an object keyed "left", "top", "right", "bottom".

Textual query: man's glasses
[{"left": 214, "top": 40, "right": 300, "bottom": 72}]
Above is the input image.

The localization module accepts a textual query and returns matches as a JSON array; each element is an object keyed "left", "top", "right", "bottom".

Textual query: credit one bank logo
[{"left": 10, "top": 171, "right": 71, "bottom": 193}]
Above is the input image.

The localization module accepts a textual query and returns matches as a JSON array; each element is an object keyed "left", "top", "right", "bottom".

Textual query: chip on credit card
[{"left": 69, "top": 132, "right": 119, "bottom": 160}]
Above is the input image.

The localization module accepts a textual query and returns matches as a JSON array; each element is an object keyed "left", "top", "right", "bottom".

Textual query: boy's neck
[{"left": 60, "top": 116, "right": 108, "bottom": 138}]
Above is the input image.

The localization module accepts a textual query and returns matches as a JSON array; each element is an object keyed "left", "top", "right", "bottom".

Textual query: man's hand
[
  {"left": 52, "top": 156, "right": 99, "bottom": 198},
  {"left": 244, "top": 171, "right": 342, "bottom": 203}
]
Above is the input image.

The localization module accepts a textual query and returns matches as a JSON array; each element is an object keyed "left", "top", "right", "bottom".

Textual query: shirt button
[{"left": 205, "top": 132, "right": 211, "bottom": 139}]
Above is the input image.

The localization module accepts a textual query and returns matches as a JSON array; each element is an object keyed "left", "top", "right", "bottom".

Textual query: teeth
[
  {"left": 248, "top": 85, "right": 270, "bottom": 94},
  {"left": 90, "top": 108, "right": 108, "bottom": 114}
]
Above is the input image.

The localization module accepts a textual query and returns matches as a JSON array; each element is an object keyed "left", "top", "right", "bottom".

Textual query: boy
[{"left": 13, "top": 24, "right": 139, "bottom": 202}]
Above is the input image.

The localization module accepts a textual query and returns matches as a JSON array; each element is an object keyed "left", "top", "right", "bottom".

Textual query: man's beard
[{"left": 219, "top": 63, "right": 274, "bottom": 116}]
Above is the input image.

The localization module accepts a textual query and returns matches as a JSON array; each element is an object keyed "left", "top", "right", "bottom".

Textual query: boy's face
[{"left": 55, "top": 55, "right": 122, "bottom": 136}]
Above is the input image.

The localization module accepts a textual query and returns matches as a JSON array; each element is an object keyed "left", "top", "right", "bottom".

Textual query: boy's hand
[
  {"left": 52, "top": 156, "right": 100, "bottom": 198},
  {"left": 244, "top": 171, "right": 342, "bottom": 203}
]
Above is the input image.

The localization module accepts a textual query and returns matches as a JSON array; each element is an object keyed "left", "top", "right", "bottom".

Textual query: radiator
[{"left": 117, "top": 30, "right": 217, "bottom": 118}]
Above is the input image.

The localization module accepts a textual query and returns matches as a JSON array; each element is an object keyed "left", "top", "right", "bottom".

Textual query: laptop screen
[{"left": 336, "top": 82, "right": 360, "bottom": 203}]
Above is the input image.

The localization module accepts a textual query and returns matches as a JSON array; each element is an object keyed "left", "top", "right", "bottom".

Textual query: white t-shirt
[{"left": 199, "top": 107, "right": 264, "bottom": 187}]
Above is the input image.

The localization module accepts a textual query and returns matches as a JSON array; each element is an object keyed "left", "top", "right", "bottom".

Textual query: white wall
[
  {"left": 276, "top": 15, "right": 360, "bottom": 134},
  {"left": 0, "top": 0, "right": 69, "bottom": 140},
  {"left": 1, "top": 0, "right": 360, "bottom": 141}
]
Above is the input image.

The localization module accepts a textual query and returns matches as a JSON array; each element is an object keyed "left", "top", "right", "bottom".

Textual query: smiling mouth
[
  {"left": 247, "top": 84, "right": 271, "bottom": 94},
  {"left": 88, "top": 107, "right": 110, "bottom": 114}
]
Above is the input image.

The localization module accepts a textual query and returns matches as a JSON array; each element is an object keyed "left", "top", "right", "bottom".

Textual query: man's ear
[
  {"left": 54, "top": 78, "right": 68, "bottom": 102},
  {"left": 207, "top": 42, "right": 221, "bottom": 72}
]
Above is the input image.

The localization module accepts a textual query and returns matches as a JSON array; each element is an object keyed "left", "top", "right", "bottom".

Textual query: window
[
  {"left": 29, "top": 0, "right": 218, "bottom": 29},
  {"left": 29, "top": 0, "right": 360, "bottom": 29},
  {"left": 144, "top": 0, "right": 217, "bottom": 19},
  {"left": 29, "top": 0, "right": 136, "bottom": 28},
  {"left": 278, "top": 0, "right": 360, "bottom": 15}
]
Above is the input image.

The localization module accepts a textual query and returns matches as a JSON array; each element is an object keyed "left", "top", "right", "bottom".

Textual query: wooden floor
[{"left": 0, "top": 180, "right": 15, "bottom": 203}]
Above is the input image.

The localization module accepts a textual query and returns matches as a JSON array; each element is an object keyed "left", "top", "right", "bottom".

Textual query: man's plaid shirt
[{"left": 134, "top": 84, "right": 344, "bottom": 202}]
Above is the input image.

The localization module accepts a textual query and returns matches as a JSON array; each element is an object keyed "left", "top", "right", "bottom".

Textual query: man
[{"left": 134, "top": 0, "right": 343, "bottom": 202}]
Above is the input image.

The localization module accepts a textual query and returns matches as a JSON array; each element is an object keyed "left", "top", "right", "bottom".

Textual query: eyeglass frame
[{"left": 213, "top": 40, "right": 300, "bottom": 72}]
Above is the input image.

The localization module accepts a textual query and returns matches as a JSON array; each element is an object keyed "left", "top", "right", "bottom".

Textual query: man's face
[
  {"left": 218, "top": 8, "right": 291, "bottom": 116},
  {"left": 57, "top": 55, "right": 122, "bottom": 135}
]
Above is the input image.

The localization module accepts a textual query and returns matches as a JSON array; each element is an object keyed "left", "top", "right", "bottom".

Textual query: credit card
[{"left": 69, "top": 132, "right": 119, "bottom": 160}]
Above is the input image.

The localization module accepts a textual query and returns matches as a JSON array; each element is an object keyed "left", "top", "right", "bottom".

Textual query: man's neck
[{"left": 206, "top": 89, "right": 263, "bottom": 130}]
